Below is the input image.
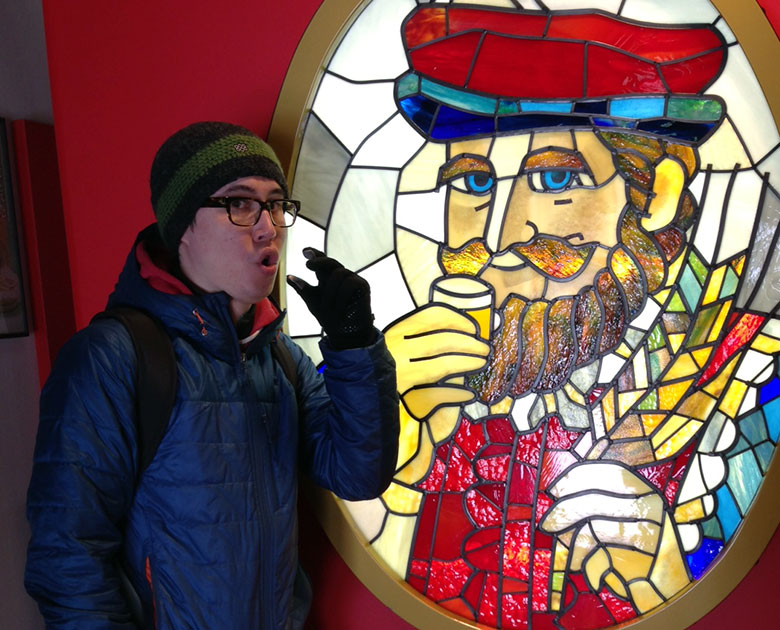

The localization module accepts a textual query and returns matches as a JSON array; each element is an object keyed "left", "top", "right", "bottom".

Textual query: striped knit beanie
[{"left": 150, "top": 121, "right": 288, "bottom": 251}]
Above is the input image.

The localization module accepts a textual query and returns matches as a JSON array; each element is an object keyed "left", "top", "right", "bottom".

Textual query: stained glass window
[{"left": 278, "top": 1, "right": 780, "bottom": 628}]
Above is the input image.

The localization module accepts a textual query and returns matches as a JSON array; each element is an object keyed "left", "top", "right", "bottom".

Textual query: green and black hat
[{"left": 150, "top": 121, "right": 288, "bottom": 251}]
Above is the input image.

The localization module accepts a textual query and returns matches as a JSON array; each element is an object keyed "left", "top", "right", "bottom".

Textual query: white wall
[{"left": 0, "top": 0, "right": 51, "bottom": 627}]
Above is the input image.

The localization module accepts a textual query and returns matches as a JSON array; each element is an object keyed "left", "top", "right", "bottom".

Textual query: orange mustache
[{"left": 440, "top": 237, "right": 595, "bottom": 279}]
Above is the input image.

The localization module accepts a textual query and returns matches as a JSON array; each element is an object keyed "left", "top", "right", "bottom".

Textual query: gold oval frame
[{"left": 269, "top": 1, "right": 780, "bottom": 628}]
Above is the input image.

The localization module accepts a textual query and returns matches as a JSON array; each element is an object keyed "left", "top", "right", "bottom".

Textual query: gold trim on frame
[{"left": 270, "top": 1, "right": 780, "bottom": 628}]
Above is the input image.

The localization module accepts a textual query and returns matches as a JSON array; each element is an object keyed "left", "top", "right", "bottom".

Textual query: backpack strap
[
  {"left": 270, "top": 337, "right": 299, "bottom": 394},
  {"left": 92, "top": 306, "right": 178, "bottom": 479}
]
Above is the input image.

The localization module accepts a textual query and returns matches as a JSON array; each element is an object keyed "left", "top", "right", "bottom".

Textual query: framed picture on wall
[{"left": 0, "top": 117, "right": 29, "bottom": 337}]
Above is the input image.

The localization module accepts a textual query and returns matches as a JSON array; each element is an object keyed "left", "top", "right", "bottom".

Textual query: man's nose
[
  {"left": 252, "top": 209, "right": 277, "bottom": 241},
  {"left": 484, "top": 178, "right": 535, "bottom": 252}
]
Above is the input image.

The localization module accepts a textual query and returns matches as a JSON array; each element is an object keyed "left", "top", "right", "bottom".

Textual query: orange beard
[{"left": 440, "top": 212, "right": 680, "bottom": 403}]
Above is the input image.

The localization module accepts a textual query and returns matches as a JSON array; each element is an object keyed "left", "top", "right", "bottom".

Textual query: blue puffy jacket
[{"left": 25, "top": 227, "right": 399, "bottom": 629}]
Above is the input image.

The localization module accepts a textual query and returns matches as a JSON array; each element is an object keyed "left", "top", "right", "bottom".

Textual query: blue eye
[
  {"left": 465, "top": 173, "right": 494, "bottom": 194},
  {"left": 543, "top": 171, "right": 572, "bottom": 190}
]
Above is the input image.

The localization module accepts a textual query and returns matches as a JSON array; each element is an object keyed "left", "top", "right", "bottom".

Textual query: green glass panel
[
  {"left": 740, "top": 411, "right": 769, "bottom": 445},
  {"left": 720, "top": 266, "right": 740, "bottom": 299},
  {"left": 396, "top": 72, "right": 419, "bottom": 98},
  {"left": 638, "top": 390, "right": 658, "bottom": 411},
  {"left": 688, "top": 250, "right": 708, "bottom": 284},
  {"left": 649, "top": 352, "right": 662, "bottom": 381},
  {"left": 702, "top": 515, "right": 724, "bottom": 540},
  {"left": 727, "top": 450, "right": 762, "bottom": 513},
  {"left": 686, "top": 305, "right": 719, "bottom": 347},
  {"left": 679, "top": 265, "right": 703, "bottom": 311},
  {"left": 728, "top": 436, "right": 751, "bottom": 457},
  {"left": 755, "top": 441, "right": 775, "bottom": 472},
  {"left": 668, "top": 97, "right": 723, "bottom": 121},
  {"left": 667, "top": 290, "right": 687, "bottom": 313},
  {"left": 647, "top": 324, "right": 665, "bottom": 350}
]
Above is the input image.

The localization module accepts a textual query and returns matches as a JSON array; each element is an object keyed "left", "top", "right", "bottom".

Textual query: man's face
[
  {"left": 178, "top": 176, "right": 286, "bottom": 319},
  {"left": 440, "top": 129, "right": 628, "bottom": 305}
]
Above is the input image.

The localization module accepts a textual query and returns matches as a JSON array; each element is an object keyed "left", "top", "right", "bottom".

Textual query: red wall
[{"left": 39, "top": 1, "right": 780, "bottom": 628}]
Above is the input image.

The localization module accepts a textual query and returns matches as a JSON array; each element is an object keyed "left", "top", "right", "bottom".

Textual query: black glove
[{"left": 287, "top": 247, "right": 375, "bottom": 349}]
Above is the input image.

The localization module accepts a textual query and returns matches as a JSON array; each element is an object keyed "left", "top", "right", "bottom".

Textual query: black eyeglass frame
[{"left": 201, "top": 196, "right": 300, "bottom": 227}]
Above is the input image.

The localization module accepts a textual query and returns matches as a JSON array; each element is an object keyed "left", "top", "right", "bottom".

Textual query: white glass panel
[
  {"left": 709, "top": 45, "right": 780, "bottom": 168},
  {"left": 736, "top": 349, "right": 773, "bottom": 380},
  {"left": 510, "top": 394, "right": 537, "bottom": 432},
  {"left": 758, "top": 146, "right": 780, "bottom": 193},
  {"left": 620, "top": 0, "right": 719, "bottom": 23},
  {"left": 714, "top": 13, "right": 737, "bottom": 44},
  {"left": 396, "top": 228, "right": 441, "bottom": 307},
  {"left": 286, "top": 217, "right": 325, "bottom": 337},
  {"left": 327, "top": 0, "right": 414, "bottom": 81},
  {"left": 352, "top": 113, "right": 425, "bottom": 168},
  {"left": 697, "top": 120, "right": 751, "bottom": 171},
  {"left": 718, "top": 170, "right": 764, "bottom": 263},
  {"left": 598, "top": 354, "right": 627, "bottom": 383},
  {"left": 543, "top": 0, "right": 622, "bottom": 12},
  {"left": 631, "top": 297, "right": 661, "bottom": 331},
  {"left": 692, "top": 171, "right": 732, "bottom": 264},
  {"left": 328, "top": 167, "right": 397, "bottom": 271},
  {"left": 677, "top": 456, "right": 705, "bottom": 502},
  {"left": 361, "top": 255, "right": 416, "bottom": 332},
  {"left": 700, "top": 453, "right": 727, "bottom": 489},
  {"left": 344, "top": 497, "right": 387, "bottom": 541},
  {"left": 395, "top": 189, "right": 447, "bottom": 242},
  {"left": 739, "top": 387, "right": 757, "bottom": 416},
  {"left": 677, "top": 523, "right": 701, "bottom": 552},
  {"left": 398, "top": 142, "right": 446, "bottom": 193},
  {"left": 312, "top": 74, "right": 396, "bottom": 153}
]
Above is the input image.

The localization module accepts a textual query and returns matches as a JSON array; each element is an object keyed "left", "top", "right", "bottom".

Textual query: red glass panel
[
  {"left": 532, "top": 550, "right": 552, "bottom": 612},
  {"left": 419, "top": 455, "right": 446, "bottom": 492},
  {"left": 465, "top": 540, "right": 501, "bottom": 572},
  {"left": 427, "top": 558, "right": 473, "bottom": 601},
  {"left": 408, "top": 575, "right": 426, "bottom": 594},
  {"left": 548, "top": 14, "right": 722, "bottom": 62},
  {"left": 665, "top": 479, "right": 680, "bottom": 506},
  {"left": 546, "top": 416, "right": 581, "bottom": 450},
  {"left": 502, "top": 592, "right": 530, "bottom": 629},
  {"left": 503, "top": 522, "right": 532, "bottom": 579},
  {"left": 478, "top": 573, "right": 500, "bottom": 627},
  {"left": 534, "top": 530, "right": 554, "bottom": 550},
  {"left": 503, "top": 577, "right": 529, "bottom": 594},
  {"left": 404, "top": 7, "right": 446, "bottom": 48},
  {"left": 535, "top": 493, "right": 554, "bottom": 525},
  {"left": 412, "top": 495, "right": 439, "bottom": 561},
  {"left": 661, "top": 50, "right": 726, "bottom": 93},
  {"left": 464, "top": 572, "right": 485, "bottom": 612},
  {"left": 516, "top": 426, "right": 544, "bottom": 466},
  {"left": 509, "top": 462, "right": 537, "bottom": 504},
  {"left": 410, "top": 31, "right": 481, "bottom": 87},
  {"left": 434, "top": 494, "right": 476, "bottom": 559},
  {"left": 449, "top": 8, "right": 548, "bottom": 38},
  {"left": 486, "top": 416, "right": 517, "bottom": 443},
  {"left": 477, "top": 454, "right": 511, "bottom": 481},
  {"left": 599, "top": 587, "right": 637, "bottom": 623},
  {"left": 586, "top": 45, "right": 665, "bottom": 97},
  {"left": 444, "top": 445, "right": 478, "bottom": 491},
  {"left": 455, "top": 415, "right": 486, "bottom": 458},
  {"left": 466, "top": 487, "right": 503, "bottom": 527},
  {"left": 539, "top": 449, "right": 578, "bottom": 491},
  {"left": 507, "top": 504, "right": 533, "bottom": 522},
  {"left": 440, "top": 596, "right": 475, "bottom": 619},
  {"left": 558, "top": 592, "right": 616, "bottom": 630},
  {"left": 637, "top": 460, "right": 673, "bottom": 495},
  {"left": 478, "top": 482, "right": 506, "bottom": 507},
  {"left": 699, "top": 312, "right": 764, "bottom": 384},
  {"left": 469, "top": 36, "right": 586, "bottom": 98},
  {"left": 410, "top": 559, "right": 428, "bottom": 578}
]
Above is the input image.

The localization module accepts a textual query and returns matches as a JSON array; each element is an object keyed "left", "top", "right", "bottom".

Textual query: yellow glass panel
[
  {"left": 611, "top": 415, "right": 644, "bottom": 439},
  {"left": 618, "top": 390, "right": 645, "bottom": 416},
  {"left": 616, "top": 342, "right": 632, "bottom": 358},
  {"left": 633, "top": 351, "right": 649, "bottom": 388},
  {"left": 662, "top": 353, "right": 699, "bottom": 381},
  {"left": 677, "top": 390, "right": 717, "bottom": 421},
  {"left": 651, "top": 414, "right": 688, "bottom": 448},
  {"left": 601, "top": 389, "right": 617, "bottom": 432},
  {"left": 489, "top": 396, "right": 513, "bottom": 415},
  {"left": 733, "top": 254, "right": 745, "bottom": 276},
  {"left": 654, "top": 288, "right": 671, "bottom": 304},
  {"left": 675, "top": 498, "right": 706, "bottom": 523},
  {"left": 708, "top": 300, "right": 733, "bottom": 343},
  {"left": 428, "top": 406, "right": 463, "bottom": 444},
  {"left": 608, "top": 547, "right": 654, "bottom": 581},
  {"left": 629, "top": 580, "right": 665, "bottom": 613},
  {"left": 489, "top": 133, "right": 531, "bottom": 178},
  {"left": 641, "top": 413, "right": 666, "bottom": 434},
  {"left": 585, "top": 548, "right": 610, "bottom": 590},
  {"left": 719, "top": 379, "right": 748, "bottom": 418},
  {"left": 554, "top": 543, "right": 570, "bottom": 571},
  {"left": 544, "top": 393, "right": 557, "bottom": 412},
  {"left": 604, "top": 572, "right": 629, "bottom": 598},
  {"left": 702, "top": 265, "right": 726, "bottom": 305},
  {"left": 653, "top": 347, "right": 671, "bottom": 373},
  {"left": 382, "top": 481, "right": 422, "bottom": 514},
  {"left": 551, "top": 591, "right": 562, "bottom": 611},
  {"left": 372, "top": 513, "right": 417, "bottom": 579},
  {"left": 564, "top": 382, "right": 585, "bottom": 405},
  {"left": 668, "top": 333, "right": 686, "bottom": 353},
  {"left": 692, "top": 347, "right": 714, "bottom": 368},
  {"left": 396, "top": 406, "right": 421, "bottom": 470},
  {"left": 658, "top": 379, "right": 695, "bottom": 410},
  {"left": 395, "top": 428, "right": 433, "bottom": 486},
  {"left": 655, "top": 420, "right": 703, "bottom": 459},
  {"left": 702, "top": 354, "right": 739, "bottom": 397},
  {"left": 397, "top": 141, "right": 445, "bottom": 192},
  {"left": 751, "top": 333, "right": 780, "bottom": 353},
  {"left": 665, "top": 253, "right": 685, "bottom": 288},
  {"left": 603, "top": 439, "right": 655, "bottom": 466},
  {"left": 650, "top": 515, "right": 691, "bottom": 598}
]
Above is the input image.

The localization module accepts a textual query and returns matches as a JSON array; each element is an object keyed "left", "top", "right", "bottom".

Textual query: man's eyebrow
[
  {"left": 521, "top": 149, "right": 586, "bottom": 172},
  {"left": 221, "top": 183, "right": 284, "bottom": 196},
  {"left": 439, "top": 155, "right": 492, "bottom": 181}
]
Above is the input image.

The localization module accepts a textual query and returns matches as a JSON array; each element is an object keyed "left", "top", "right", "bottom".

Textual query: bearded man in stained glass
[{"left": 366, "top": 5, "right": 780, "bottom": 629}]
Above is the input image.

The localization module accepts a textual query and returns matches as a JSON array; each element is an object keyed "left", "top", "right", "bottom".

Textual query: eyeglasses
[{"left": 202, "top": 197, "right": 300, "bottom": 227}]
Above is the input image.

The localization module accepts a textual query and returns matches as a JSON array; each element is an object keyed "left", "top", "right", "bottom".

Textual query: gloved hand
[{"left": 287, "top": 247, "right": 375, "bottom": 349}]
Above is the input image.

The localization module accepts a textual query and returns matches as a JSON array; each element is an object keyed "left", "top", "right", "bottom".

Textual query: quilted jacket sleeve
[
  {"left": 25, "top": 321, "right": 141, "bottom": 629},
  {"left": 288, "top": 331, "right": 399, "bottom": 501}
]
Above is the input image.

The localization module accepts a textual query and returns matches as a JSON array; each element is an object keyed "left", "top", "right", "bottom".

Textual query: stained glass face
[{"left": 283, "top": 1, "right": 780, "bottom": 628}]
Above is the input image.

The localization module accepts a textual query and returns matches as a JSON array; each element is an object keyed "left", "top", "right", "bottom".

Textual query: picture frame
[{"left": 0, "top": 117, "right": 29, "bottom": 337}]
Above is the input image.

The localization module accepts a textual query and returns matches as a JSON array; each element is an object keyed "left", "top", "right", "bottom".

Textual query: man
[
  {"left": 24, "top": 121, "right": 399, "bottom": 629},
  {"left": 355, "top": 5, "right": 780, "bottom": 629}
]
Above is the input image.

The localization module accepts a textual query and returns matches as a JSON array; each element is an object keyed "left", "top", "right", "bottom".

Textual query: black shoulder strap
[{"left": 92, "top": 306, "right": 178, "bottom": 479}]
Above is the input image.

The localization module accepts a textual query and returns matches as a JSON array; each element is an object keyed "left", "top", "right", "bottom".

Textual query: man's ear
[{"left": 642, "top": 157, "right": 686, "bottom": 231}]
